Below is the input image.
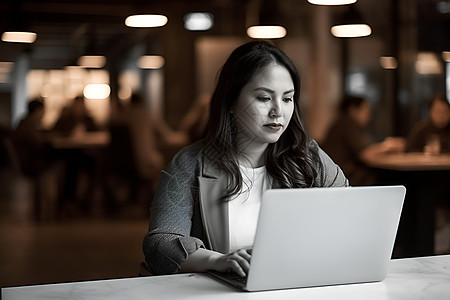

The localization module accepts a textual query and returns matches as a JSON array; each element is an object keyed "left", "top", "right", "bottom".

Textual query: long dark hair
[{"left": 204, "top": 41, "right": 324, "bottom": 200}]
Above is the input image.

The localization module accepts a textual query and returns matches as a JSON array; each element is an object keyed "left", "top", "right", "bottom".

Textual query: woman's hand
[
  {"left": 211, "top": 249, "right": 252, "bottom": 277},
  {"left": 180, "top": 248, "right": 252, "bottom": 277}
]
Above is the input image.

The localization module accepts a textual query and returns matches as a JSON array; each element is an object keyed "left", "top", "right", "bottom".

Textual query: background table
[
  {"left": 50, "top": 131, "right": 110, "bottom": 150},
  {"left": 365, "top": 153, "right": 450, "bottom": 171},
  {"left": 2, "top": 255, "right": 450, "bottom": 300},
  {"left": 366, "top": 153, "right": 450, "bottom": 257}
]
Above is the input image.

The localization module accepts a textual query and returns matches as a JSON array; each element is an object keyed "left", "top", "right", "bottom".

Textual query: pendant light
[
  {"left": 246, "top": 0, "right": 287, "bottom": 39},
  {"left": 1, "top": 1, "right": 37, "bottom": 44},
  {"left": 77, "top": 26, "right": 107, "bottom": 69},
  {"left": 308, "top": 0, "right": 357, "bottom": 5},
  {"left": 184, "top": 12, "right": 214, "bottom": 31},
  {"left": 331, "top": 5, "right": 371, "bottom": 38},
  {"left": 125, "top": 14, "right": 168, "bottom": 28}
]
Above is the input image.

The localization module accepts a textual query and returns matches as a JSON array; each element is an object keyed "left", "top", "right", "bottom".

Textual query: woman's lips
[{"left": 264, "top": 123, "right": 283, "bottom": 131}]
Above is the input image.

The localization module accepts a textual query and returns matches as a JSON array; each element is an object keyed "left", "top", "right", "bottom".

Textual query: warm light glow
[
  {"left": 347, "top": 72, "right": 367, "bottom": 95},
  {"left": 118, "top": 86, "right": 133, "bottom": 101},
  {"left": 0, "top": 62, "right": 13, "bottom": 84},
  {"left": 138, "top": 55, "right": 165, "bottom": 69},
  {"left": 83, "top": 84, "right": 111, "bottom": 99},
  {"left": 184, "top": 12, "right": 214, "bottom": 31},
  {"left": 77, "top": 55, "right": 107, "bottom": 68},
  {"left": 125, "top": 14, "right": 168, "bottom": 28},
  {"left": 442, "top": 51, "right": 450, "bottom": 62},
  {"left": 0, "top": 73, "right": 8, "bottom": 83},
  {"left": 0, "top": 62, "right": 14, "bottom": 72},
  {"left": 437, "top": 1, "right": 450, "bottom": 14},
  {"left": 1, "top": 31, "right": 37, "bottom": 43},
  {"left": 308, "top": 0, "right": 357, "bottom": 5},
  {"left": 331, "top": 24, "right": 371, "bottom": 38},
  {"left": 415, "top": 52, "right": 443, "bottom": 75},
  {"left": 40, "top": 83, "right": 53, "bottom": 98},
  {"left": 379, "top": 56, "right": 398, "bottom": 70},
  {"left": 247, "top": 25, "right": 287, "bottom": 39}
]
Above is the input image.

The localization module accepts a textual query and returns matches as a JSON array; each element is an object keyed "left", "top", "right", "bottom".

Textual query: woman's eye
[
  {"left": 283, "top": 97, "right": 293, "bottom": 102},
  {"left": 257, "top": 96, "right": 271, "bottom": 102}
]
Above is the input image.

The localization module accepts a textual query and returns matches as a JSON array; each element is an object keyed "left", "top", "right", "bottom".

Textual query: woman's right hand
[
  {"left": 180, "top": 248, "right": 252, "bottom": 277},
  {"left": 211, "top": 249, "right": 252, "bottom": 277}
]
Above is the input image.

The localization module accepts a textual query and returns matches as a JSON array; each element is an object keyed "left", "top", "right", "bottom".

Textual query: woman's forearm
[{"left": 179, "top": 248, "right": 222, "bottom": 272}]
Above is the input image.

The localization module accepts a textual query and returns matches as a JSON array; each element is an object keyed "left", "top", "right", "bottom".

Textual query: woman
[
  {"left": 322, "top": 95, "right": 404, "bottom": 186},
  {"left": 143, "top": 41, "right": 348, "bottom": 277},
  {"left": 405, "top": 93, "right": 450, "bottom": 154}
]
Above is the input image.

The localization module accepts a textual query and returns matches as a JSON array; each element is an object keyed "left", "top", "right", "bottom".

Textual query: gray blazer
[{"left": 143, "top": 139, "right": 348, "bottom": 275}]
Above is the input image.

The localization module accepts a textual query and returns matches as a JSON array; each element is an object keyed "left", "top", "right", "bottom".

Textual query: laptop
[{"left": 208, "top": 185, "right": 406, "bottom": 292}]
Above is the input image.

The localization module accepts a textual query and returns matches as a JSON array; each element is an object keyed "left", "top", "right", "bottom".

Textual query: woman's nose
[{"left": 270, "top": 100, "right": 282, "bottom": 118}]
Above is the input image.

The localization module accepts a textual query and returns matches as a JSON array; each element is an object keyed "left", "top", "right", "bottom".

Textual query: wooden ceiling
[{"left": 0, "top": 0, "right": 448, "bottom": 69}]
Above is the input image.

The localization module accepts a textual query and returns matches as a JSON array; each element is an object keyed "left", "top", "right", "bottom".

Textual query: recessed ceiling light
[
  {"left": 1, "top": 31, "right": 37, "bottom": 43},
  {"left": 184, "top": 13, "right": 214, "bottom": 31},
  {"left": 125, "top": 14, "right": 168, "bottom": 28},
  {"left": 138, "top": 55, "right": 165, "bottom": 69},
  {"left": 308, "top": 0, "right": 357, "bottom": 5},
  {"left": 83, "top": 84, "right": 111, "bottom": 99},
  {"left": 247, "top": 25, "right": 287, "bottom": 39},
  {"left": 379, "top": 56, "right": 398, "bottom": 69},
  {"left": 331, "top": 24, "right": 371, "bottom": 38},
  {"left": 77, "top": 55, "right": 107, "bottom": 68}
]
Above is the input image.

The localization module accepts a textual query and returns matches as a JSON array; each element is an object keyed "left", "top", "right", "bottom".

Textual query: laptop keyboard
[{"left": 210, "top": 271, "right": 248, "bottom": 284}]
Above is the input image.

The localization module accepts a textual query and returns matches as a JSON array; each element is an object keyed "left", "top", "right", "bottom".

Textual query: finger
[
  {"left": 239, "top": 249, "right": 251, "bottom": 262},
  {"left": 228, "top": 259, "right": 247, "bottom": 277},
  {"left": 231, "top": 254, "right": 251, "bottom": 275}
]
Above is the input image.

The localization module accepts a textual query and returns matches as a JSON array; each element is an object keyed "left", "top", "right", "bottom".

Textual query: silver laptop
[{"left": 209, "top": 185, "right": 406, "bottom": 292}]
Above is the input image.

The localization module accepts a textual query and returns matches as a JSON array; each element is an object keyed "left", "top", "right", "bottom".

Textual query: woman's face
[
  {"left": 350, "top": 100, "right": 371, "bottom": 127},
  {"left": 429, "top": 99, "right": 450, "bottom": 129},
  {"left": 232, "top": 62, "right": 295, "bottom": 152}
]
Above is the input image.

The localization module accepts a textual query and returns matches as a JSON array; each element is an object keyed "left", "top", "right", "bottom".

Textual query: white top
[{"left": 228, "top": 165, "right": 271, "bottom": 252}]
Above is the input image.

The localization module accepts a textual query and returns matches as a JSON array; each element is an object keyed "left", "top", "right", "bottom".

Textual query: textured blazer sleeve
[
  {"left": 142, "top": 143, "right": 205, "bottom": 275},
  {"left": 315, "top": 140, "right": 349, "bottom": 187}
]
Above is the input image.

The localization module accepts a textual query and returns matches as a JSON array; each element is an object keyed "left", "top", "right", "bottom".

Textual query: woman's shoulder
[{"left": 168, "top": 139, "right": 209, "bottom": 169}]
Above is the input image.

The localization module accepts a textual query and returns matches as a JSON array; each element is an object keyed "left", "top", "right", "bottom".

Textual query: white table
[{"left": 2, "top": 255, "right": 450, "bottom": 300}]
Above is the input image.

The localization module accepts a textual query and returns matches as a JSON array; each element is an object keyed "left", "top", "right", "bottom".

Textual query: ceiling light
[
  {"left": 1, "top": 31, "right": 37, "bottom": 43},
  {"left": 331, "top": 5, "right": 371, "bottom": 38},
  {"left": 437, "top": 1, "right": 450, "bottom": 14},
  {"left": 83, "top": 84, "right": 111, "bottom": 99},
  {"left": 138, "top": 55, "right": 165, "bottom": 69},
  {"left": 247, "top": 25, "right": 287, "bottom": 39},
  {"left": 125, "top": 14, "right": 168, "bottom": 28},
  {"left": 184, "top": 13, "right": 214, "bottom": 31},
  {"left": 331, "top": 24, "right": 371, "bottom": 37},
  {"left": 379, "top": 56, "right": 398, "bottom": 69},
  {"left": 308, "top": 0, "right": 357, "bottom": 5},
  {"left": 77, "top": 55, "right": 107, "bottom": 68}
]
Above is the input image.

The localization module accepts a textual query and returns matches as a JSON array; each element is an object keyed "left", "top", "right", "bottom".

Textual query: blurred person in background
[
  {"left": 177, "top": 93, "right": 211, "bottom": 144},
  {"left": 51, "top": 96, "right": 100, "bottom": 215},
  {"left": 405, "top": 93, "right": 450, "bottom": 154},
  {"left": 13, "top": 98, "right": 52, "bottom": 176},
  {"left": 321, "top": 95, "right": 405, "bottom": 186},
  {"left": 102, "top": 93, "right": 165, "bottom": 215},
  {"left": 13, "top": 98, "right": 64, "bottom": 219},
  {"left": 53, "top": 96, "right": 98, "bottom": 136}
]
